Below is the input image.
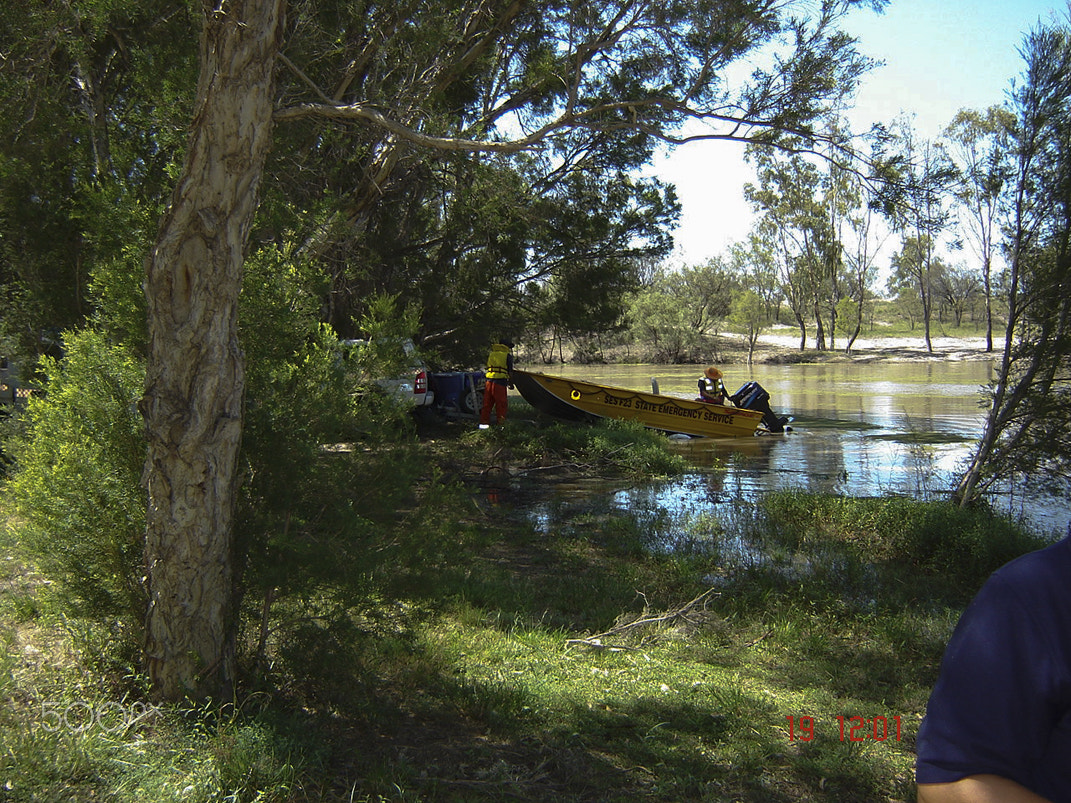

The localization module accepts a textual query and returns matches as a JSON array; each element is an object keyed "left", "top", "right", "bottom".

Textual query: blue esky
[{"left": 654, "top": 0, "right": 1068, "bottom": 267}]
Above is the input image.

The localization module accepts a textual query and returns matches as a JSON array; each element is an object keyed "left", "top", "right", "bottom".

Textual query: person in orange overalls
[{"left": 479, "top": 339, "right": 514, "bottom": 428}]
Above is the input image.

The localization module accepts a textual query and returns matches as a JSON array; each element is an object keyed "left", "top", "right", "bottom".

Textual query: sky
[{"left": 653, "top": 0, "right": 1069, "bottom": 267}]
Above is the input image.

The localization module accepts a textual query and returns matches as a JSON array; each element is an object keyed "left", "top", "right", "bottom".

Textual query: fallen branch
[
  {"left": 566, "top": 587, "right": 721, "bottom": 649},
  {"left": 742, "top": 628, "right": 774, "bottom": 649},
  {"left": 563, "top": 638, "right": 641, "bottom": 652}
]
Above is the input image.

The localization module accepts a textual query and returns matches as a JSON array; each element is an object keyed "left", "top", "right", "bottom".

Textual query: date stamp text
[{"left": 785, "top": 715, "right": 902, "bottom": 742}]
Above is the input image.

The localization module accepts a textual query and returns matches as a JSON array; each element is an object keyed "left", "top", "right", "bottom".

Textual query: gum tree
[
  {"left": 878, "top": 121, "right": 957, "bottom": 352},
  {"left": 838, "top": 178, "right": 885, "bottom": 354},
  {"left": 945, "top": 106, "right": 1016, "bottom": 352},
  {"left": 729, "top": 289, "right": 767, "bottom": 364},
  {"left": 745, "top": 147, "right": 833, "bottom": 349},
  {"left": 140, "top": 0, "right": 285, "bottom": 700}
]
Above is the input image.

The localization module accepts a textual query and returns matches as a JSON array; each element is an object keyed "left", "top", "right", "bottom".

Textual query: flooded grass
[{"left": 0, "top": 417, "right": 1055, "bottom": 803}]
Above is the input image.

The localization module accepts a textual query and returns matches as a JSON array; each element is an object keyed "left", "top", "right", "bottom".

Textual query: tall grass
[
  {"left": 757, "top": 490, "right": 1047, "bottom": 594},
  {"left": 460, "top": 410, "right": 690, "bottom": 479}
]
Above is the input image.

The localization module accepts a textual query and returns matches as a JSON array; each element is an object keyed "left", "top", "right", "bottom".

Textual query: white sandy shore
[{"left": 754, "top": 330, "right": 993, "bottom": 361}]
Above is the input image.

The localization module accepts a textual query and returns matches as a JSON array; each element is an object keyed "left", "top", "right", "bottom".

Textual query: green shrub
[
  {"left": 758, "top": 490, "right": 1048, "bottom": 591},
  {"left": 5, "top": 329, "right": 147, "bottom": 627},
  {"left": 481, "top": 416, "right": 688, "bottom": 479},
  {"left": 235, "top": 249, "right": 440, "bottom": 678}
]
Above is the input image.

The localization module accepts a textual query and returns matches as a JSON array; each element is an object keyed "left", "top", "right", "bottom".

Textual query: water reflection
[{"left": 520, "top": 359, "right": 1070, "bottom": 538}]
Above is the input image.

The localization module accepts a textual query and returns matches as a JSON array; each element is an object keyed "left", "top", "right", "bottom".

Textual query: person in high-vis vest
[
  {"left": 479, "top": 339, "right": 514, "bottom": 428},
  {"left": 697, "top": 365, "right": 730, "bottom": 405}
]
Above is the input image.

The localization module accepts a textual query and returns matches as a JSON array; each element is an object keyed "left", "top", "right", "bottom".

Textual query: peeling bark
[{"left": 141, "top": 0, "right": 284, "bottom": 701}]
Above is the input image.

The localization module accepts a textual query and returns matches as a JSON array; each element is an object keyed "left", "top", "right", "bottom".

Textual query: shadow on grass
[
  {"left": 245, "top": 502, "right": 933, "bottom": 802},
  {"left": 263, "top": 645, "right": 819, "bottom": 803}
]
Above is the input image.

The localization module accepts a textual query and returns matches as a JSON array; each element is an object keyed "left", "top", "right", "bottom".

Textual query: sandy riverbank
[
  {"left": 540, "top": 328, "right": 997, "bottom": 366},
  {"left": 742, "top": 330, "right": 996, "bottom": 364}
]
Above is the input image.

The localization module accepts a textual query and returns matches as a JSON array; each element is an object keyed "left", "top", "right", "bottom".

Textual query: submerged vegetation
[{"left": 0, "top": 411, "right": 1049, "bottom": 802}]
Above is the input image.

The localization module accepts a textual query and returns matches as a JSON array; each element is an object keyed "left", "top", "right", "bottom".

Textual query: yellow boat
[{"left": 511, "top": 370, "right": 786, "bottom": 438}]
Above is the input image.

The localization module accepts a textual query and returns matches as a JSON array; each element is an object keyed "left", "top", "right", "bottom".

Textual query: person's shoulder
[
  {"left": 991, "top": 536, "right": 1071, "bottom": 586},
  {"left": 979, "top": 536, "right": 1071, "bottom": 623}
]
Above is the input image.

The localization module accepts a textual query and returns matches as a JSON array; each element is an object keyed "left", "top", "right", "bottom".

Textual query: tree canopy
[{"left": 2, "top": 0, "right": 887, "bottom": 362}]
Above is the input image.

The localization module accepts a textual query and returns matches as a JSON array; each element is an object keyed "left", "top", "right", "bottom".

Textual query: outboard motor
[{"left": 730, "top": 381, "right": 791, "bottom": 433}]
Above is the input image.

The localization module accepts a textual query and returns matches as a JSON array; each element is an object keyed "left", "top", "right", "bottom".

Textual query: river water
[{"left": 519, "top": 359, "right": 1071, "bottom": 540}]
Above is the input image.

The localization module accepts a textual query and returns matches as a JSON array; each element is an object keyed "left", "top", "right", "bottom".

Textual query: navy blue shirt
[{"left": 916, "top": 536, "right": 1071, "bottom": 801}]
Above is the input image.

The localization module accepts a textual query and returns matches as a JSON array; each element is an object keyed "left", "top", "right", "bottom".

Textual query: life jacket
[
  {"left": 485, "top": 343, "right": 512, "bottom": 380},
  {"left": 698, "top": 376, "right": 725, "bottom": 403}
]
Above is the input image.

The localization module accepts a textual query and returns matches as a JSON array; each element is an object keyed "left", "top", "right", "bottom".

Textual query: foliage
[
  {"left": 944, "top": 105, "right": 1017, "bottom": 351},
  {"left": 745, "top": 145, "right": 848, "bottom": 350},
  {"left": 673, "top": 260, "right": 739, "bottom": 334},
  {"left": 933, "top": 262, "right": 983, "bottom": 327},
  {"left": 729, "top": 289, "right": 766, "bottom": 363},
  {"left": 346, "top": 292, "right": 426, "bottom": 383},
  {"left": 871, "top": 120, "right": 959, "bottom": 352},
  {"left": 4, "top": 329, "right": 146, "bottom": 629},
  {"left": 236, "top": 248, "right": 436, "bottom": 673},
  {"left": 84, "top": 191, "right": 160, "bottom": 352},
  {"left": 887, "top": 236, "right": 953, "bottom": 332},
  {"left": 725, "top": 236, "right": 785, "bottom": 322},
  {"left": 467, "top": 415, "right": 689, "bottom": 480},
  {"left": 834, "top": 295, "right": 869, "bottom": 346},
  {"left": 955, "top": 17, "right": 1071, "bottom": 504},
  {"left": 523, "top": 171, "right": 679, "bottom": 347},
  {"left": 2, "top": 0, "right": 886, "bottom": 366},
  {"left": 757, "top": 491, "right": 1047, "bottom": 593},
  {"left": 624, "top": 261, "right": 743, "bottom": 363},
  {"left": 626, "top": 282, "right": 704, "bottom": 363},
  {"left": 0, "top": 0, "right": 195, "bottom": 354},
  {"left": 2, "top": 247, "right": 437, "bottom": 684}
]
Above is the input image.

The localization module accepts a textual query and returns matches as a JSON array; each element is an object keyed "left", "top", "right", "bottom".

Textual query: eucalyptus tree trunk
[{"left": 141, "top": 0, "right": 284, "bottom": 701}]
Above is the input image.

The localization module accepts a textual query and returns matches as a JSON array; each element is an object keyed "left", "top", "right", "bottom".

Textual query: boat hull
[{"left": 512, "top": 370, "right": 764, "bottom": 438}]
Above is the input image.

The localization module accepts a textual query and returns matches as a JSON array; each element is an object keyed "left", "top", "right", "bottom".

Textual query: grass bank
[{"left": 0, "top": 416, "right": 1048, "bottom": 802}]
